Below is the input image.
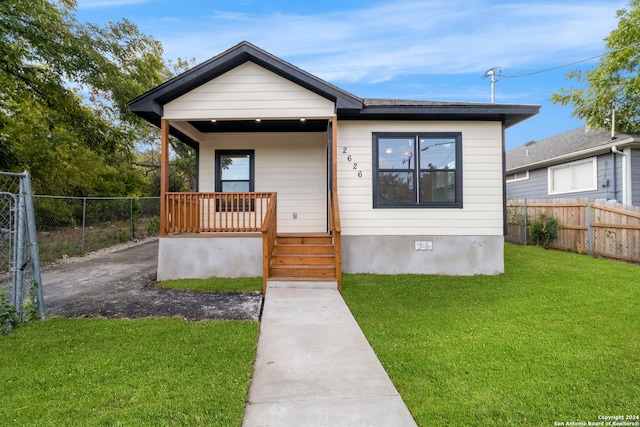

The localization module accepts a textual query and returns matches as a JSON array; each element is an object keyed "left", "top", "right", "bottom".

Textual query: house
[
  {"left": 506, "top": 126, "right": 640, "bottom": 206},
  {"left": 128, "top": 41, "right": 539, "bottom": 290}
]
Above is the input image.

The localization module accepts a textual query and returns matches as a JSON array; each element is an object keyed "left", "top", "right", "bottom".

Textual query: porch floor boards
[{"left": 268, "top": 234, "right": 337, "bottom": 281}]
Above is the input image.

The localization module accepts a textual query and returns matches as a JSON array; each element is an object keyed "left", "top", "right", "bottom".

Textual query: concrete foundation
[
  {"left": 157, "top": 234, "right": 504, "bottom": 280},
  {"left": 157, "top": 236, "right": 262, "bottom": 281},
  {"left": 342, "top": 235, "right": 504, "bottom": 275}
]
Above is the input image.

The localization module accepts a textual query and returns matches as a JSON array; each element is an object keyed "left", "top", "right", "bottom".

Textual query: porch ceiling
[{"left": 190, "top": 119, "right": 328, "bottom": 133}]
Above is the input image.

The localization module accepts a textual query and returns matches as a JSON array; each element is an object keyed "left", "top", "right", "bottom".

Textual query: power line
[{"left": 495, "top": 41, "right": 640, "bottom": 79}]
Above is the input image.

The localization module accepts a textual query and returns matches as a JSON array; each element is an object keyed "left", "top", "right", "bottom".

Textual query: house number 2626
[{"left": 342, "top": 147, "right": 363, "bottom": 178}]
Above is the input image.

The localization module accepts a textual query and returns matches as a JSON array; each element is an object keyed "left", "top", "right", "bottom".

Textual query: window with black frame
[
  {"left": 373, "top": 133, "right": 462, "bottom": 208},
  {"left": 215, "top": 150, "right": 255, "bottom": 211}
]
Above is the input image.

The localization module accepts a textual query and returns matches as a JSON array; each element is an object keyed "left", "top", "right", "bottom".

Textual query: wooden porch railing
[
  {"left": 164, "top": 191, "right": 339, "bottom": 293},
  {"left": 165, "top": 192, "right": 276, "bottom": 233},
  {"left": 260, "top": 193, "right": 278, "bottom": 293},
  {"left": 329, "top": 189, "right": 342, "bottom": 291}
]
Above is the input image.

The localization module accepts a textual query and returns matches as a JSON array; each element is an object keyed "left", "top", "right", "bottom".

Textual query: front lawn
[
  {"left": 343, "top": 244, "right": 640, "bottom": 426},
  {"left": 0, "top": 318, "right": 258, "bottom": 426},
  {"left": 3, "top": 245, "right": 638, "bottom": 426}
]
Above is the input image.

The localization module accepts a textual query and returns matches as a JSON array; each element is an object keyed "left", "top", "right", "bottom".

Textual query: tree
[
  {"left": 132, "top": 58, "right": 198, "bottom": 195},
  {"left": 134, "top": 141, "right": 195, "bottom": 195},
  {"left": 551, "top": 0, "right": 640, "bottom": 132},
  {"left": 0, "top": 0, "right": 166, "bottom": 195}
]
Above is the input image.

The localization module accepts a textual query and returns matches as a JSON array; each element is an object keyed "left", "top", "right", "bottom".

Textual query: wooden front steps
[{"left": 268, "top": 234, "right": 337, "bottom": 281}]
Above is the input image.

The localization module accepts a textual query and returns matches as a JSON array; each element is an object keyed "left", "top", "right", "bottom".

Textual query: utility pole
[{"left": 482, "top": 67, "right": 501, "bottom": 103}]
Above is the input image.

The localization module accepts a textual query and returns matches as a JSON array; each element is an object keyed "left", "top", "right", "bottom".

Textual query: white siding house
[{"left": 129, "top": 41, "right": 539, "bottom": 286}]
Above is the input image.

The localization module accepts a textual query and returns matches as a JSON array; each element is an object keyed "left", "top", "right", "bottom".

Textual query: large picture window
[
  {"left": 548, "top": 157, "right": 597, "bottom": 195},
  {"left": 373, "top": 133, "right": 462, "bottom": 208}
]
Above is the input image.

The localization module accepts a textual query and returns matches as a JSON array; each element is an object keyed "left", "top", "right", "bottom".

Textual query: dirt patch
[{"left": 42, "top": 239, "right": 262, "bottom": 321}]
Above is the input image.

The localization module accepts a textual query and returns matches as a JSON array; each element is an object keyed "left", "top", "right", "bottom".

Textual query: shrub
[
  {"left": 528, "top": 212, "right": 560, "bottom": 248},
  {"left": 115, "top": 228, "right": 130, "bottom": 243},
  {"left": 0, "top": 291, "right": 19, "bottom": 335},
  {"left": 147, "top": 215, "right": 160, "bottom": 235},
  {"left": 21, "top": 281, "right": 41, "bottom": 323}
]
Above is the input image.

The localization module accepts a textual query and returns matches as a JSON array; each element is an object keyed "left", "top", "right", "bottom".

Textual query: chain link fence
[
  {"left": 0, "top": 175, "right": 20, "bottom": 278},
  {"left": 2, "top": 171, "right": 160, "bottom": 333},
  {"left": 1, "top": 171, "right": 44, "bottom": 331},
  {"left": 34, "top": 196, "right": 160, "bottom": 263}
]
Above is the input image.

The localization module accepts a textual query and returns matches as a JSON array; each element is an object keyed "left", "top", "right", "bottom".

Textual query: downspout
[
  {"left": 612, "top": 151, "right": 617, "bottom": 201},
  {"left": 612, "top": 146, "right": 625, "bottom": 156},
  {"left": 502, "top": 123, "right": 507, "bottom": 237},
  {"left": 611, "top": 146, "right": 627, "bottom": 204}
]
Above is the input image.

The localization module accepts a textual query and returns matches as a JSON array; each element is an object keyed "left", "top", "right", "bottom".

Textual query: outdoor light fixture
[
  {"left": 210, "top": 119, "right": 217, "bottom": 122},
  {"left": 255, "top": 118, "right": 261, "bottom": 122},
  {"left": 300, "top": 118, "right": 306, "bottom": 122}
]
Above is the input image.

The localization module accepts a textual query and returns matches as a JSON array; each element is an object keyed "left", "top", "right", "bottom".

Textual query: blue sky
[{"left": 76, "top": 0, "right": 628, "bottom": 150}]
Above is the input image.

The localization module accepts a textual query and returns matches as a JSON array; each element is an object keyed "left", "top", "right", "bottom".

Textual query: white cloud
[{"left": 147, "top": 0, "right": 626, "bottom": 86}]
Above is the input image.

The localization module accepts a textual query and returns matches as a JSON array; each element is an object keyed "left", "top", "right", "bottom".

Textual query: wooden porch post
[
  {"left": 160, "top": 119, "right": 170, "bottom": 237},
  {"left": 330, "top": 115, "right": 342, "bottom": 292},
  {"left": 331, "top": 115, "right": 338, "bottom": 190}
]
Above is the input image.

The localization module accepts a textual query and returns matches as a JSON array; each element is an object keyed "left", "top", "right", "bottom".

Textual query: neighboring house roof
[
  {"left": 507, "top": 126, "right": 640, "bottom": 173},
  {"left": 129, "top": 41, "right": 540, "bottom": 145}
]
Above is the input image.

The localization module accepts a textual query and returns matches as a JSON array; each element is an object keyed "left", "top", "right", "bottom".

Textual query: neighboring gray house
[{"left": 506, "top": 126, "right": 640, "bottom": 206}]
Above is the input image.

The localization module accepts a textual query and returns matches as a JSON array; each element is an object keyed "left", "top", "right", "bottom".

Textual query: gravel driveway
[{"left": 41, "top": 239, "right": 262, "bottom": 321}]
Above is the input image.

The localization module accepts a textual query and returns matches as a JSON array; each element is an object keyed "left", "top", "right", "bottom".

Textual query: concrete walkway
[{"left": 242, "top": 281, "right": 417, "bottom": 427}]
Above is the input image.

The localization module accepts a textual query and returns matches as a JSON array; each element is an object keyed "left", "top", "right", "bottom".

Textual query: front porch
[{"left": 159, "top": 191, "right": 342, "bottom": 292}]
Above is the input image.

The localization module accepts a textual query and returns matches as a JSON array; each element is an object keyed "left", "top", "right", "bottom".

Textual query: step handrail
[
  {"left": 328, "top": 189, "right": 342, "bottom": 291},
  {"left": 260, "top": 193, "right": 278, "bottom": 293}
]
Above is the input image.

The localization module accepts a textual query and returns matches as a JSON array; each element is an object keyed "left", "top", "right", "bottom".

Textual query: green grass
[
  {"left": 0, "top": 317, "right": 259, "bottom": 426},
  {"left": 342, "top": 244, "right": 640, "bottom": 426},
  {"left": 158, "top": 277, "right": 262, "bottom": 293},
  {"left": 4, "top": 245, "right": 639, "bottom": 426}
]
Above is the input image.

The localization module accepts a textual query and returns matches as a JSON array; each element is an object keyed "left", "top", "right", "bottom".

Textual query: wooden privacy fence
[{"left": 507, "top": 198, "right": 640, "bottom": 263}]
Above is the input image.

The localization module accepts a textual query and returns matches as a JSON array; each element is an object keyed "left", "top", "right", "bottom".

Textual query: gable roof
[
  {"left": 129, "top": 41, "right": 363, "bottom": 127},
  {"left": 129, "top": 41, "right": 540, "bottom": 144},
  {"left": 507, "top": 126, "right": 640, "bottom": 172}
]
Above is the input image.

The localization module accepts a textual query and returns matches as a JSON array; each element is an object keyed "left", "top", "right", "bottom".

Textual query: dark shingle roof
[
  {"left": 507, "top": 126, "right": 640, "bottom": 171},
  {"left": 353, "top": 98, "right": 539, "bottom": 128},
  {"left": 363, "top": 98, "right": 486, "bottom": 106}
]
